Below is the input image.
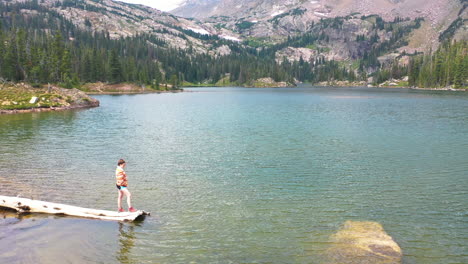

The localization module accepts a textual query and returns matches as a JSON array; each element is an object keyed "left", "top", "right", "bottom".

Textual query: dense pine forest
[
  {"left": 373, "top": 41, "right": 468, "bottom": 88},
  {"left": 409, "top": 41, "right": 467, "bottom": 88},
  {"left": 0, "top": 1, "right": 466, "bottom": 89}
]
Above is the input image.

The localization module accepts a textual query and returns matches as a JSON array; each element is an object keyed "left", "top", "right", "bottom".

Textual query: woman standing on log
[{"left": 116, "top": 159, "right": 137, "bottom": 212}]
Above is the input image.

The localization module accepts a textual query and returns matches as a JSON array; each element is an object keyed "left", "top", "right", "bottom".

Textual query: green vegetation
[
  {"left": 236, "top": 21, "right": 255, "bottom": 30},
  {"left": 439, "top": 18, "right": 465, "bottom": 42},
  {"left": 0, "top": 85, "right": 62, "bottom": 110},
  {"left": 373, "top": 41, "right": 467, "bottom": 88},
  {"left": 181, "top": 81, "right": 211, "bottom": 87},
  {"left": 214, "top": 23, "right": 226, "bottom": 30},
  {"left": 214, "top": 75, "right": 237, "bottom": 86},
  {"left": 244, "top": 37, "right": 275, "bottom": 48},
  {"left": 269, "top": 8, "right": 306, "bottom": 24},
  {"left": 409, "top": 41, "right": 467, "bottom": 88},
  {"left": 183, "top": 76, "right": 246, "bottom": 87}
]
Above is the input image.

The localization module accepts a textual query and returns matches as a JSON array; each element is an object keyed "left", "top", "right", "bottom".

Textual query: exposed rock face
[
  {"left": 174, "top": 0, "right": 464, "bottom": 52},
  {"left": 175, "top": 0, "right": 459, "bottom": 26},
  {"left": 172, "top": 0, "right": 223, "bottom": 18},
  {"left": 319, "top": 18, "right": 375, "bottom": 60},
  {"left": 174, "top": 0, "right": 325, "bottom": 19},
  {"left": 273, "top": 16, "right": 397, "bottom": 63},
  {"left": 276, "top": 47, "right": 317, "bottom": 63},
  {"left": 214, "top": 45, "right": 232, "bottom": 56},
  {"left": 326, "top": 221, "right": 402, "bottom": 264}
]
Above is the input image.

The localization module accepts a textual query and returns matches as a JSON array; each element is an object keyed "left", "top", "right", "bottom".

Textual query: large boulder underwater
[{"left": 325, "top": 221, "right": 402, "bottom": 264}]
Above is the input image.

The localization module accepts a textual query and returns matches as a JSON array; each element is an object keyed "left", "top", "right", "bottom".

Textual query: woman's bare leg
[
  {"left": 122, "top": 188, "right": 132, "bottom": 208},
  {"left": 118, "top": 190, "right": 124, "bottom": 209}
]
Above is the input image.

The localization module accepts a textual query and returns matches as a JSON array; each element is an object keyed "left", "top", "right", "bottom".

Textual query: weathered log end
[{"left": 0, "top": 195, "right": 149, "bottom": 222}]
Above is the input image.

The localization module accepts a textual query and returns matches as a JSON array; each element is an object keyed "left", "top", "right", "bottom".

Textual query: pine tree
[
  {"left": 80, "top": 52, "right": 90, "bottom": 82},
  {"left": 91, "top": 49, "right": 101, "bottom": 82},
  {"left": 169, "top": 74, "right": 178, "bottom": 89},
  {"left": 0, "top": 22, "right": 5, "bottom": 80},
  {"left": 29, "top": 46, "right": 41, "bottom": 83},
  {"left": 15, "top": 29, "right": 28, "bottom": 81},
  {"left": 50, "top": 32, "right": 65, "bottom": 82},
  {"left": 60, "top": 49, "right": 72, "bottom": 83},
  {"left": 453, "top": 54, "right": 464, "bottom": 88},
  {"left": 3, "top": 35, "right": 17, "bottom": 81},
  {"left": 109, "top": 49, "right": 122, "bottom": 83}
]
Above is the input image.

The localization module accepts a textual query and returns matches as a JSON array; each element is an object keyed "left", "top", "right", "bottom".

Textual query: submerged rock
[{"left": 326, "top": 221, "right": 402, "bottom": 264}]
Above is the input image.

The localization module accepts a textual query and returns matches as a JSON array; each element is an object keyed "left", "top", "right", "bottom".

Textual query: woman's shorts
[{"left": 116, "top": 185, "right": 127, "bottom": 190}]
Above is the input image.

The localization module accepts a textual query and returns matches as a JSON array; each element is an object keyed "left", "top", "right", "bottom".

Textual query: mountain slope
[
  {"left": 173, "top": 0, "right": 467, "bottom": 51},
  {"left": 6, "top": 0, "right": 241, "bottom": 55},
  {"left": 174, "top": 0, "right": 459, "bottom": 23}
]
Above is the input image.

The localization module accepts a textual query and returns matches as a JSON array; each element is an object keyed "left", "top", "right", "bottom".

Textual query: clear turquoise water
[{"left": 0, "top": 87, "right": 467, "bottom": 263}]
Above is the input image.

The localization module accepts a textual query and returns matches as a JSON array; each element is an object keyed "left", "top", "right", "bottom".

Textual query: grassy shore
[
  {"left": 1, "top": 84, "right": 65, "bottom": 110},
  {"left": 0, "top": 83, "right": 99, "bottom": 114}
]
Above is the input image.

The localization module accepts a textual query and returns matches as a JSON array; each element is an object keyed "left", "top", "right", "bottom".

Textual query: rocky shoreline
[
  {"left": 85, "top": 90, "right": 183, "bottom": 95},
  {"left": 0, "top": 103, "right": 99, "bottom": 115},
  {"left": 81, "top": 82, "right": 183, "bottom": 94},
  {"left": 409, "top": 87, "right": 467, "bottom": 92},
  {"left": 245, "top": 77, "right": 295, "bottom": 88},
  {"left": 315, "top": 80, "right": 467, "bottom": 91}
]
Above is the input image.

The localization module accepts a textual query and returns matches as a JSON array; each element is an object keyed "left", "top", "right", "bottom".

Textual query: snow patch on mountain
[
  {"left": 220, "top": 35, "right": 241, "bottom": 42},
  {"left": 187, "top": 27, "right": 211, "bottom": 35},
  {"left": 314, "top": 11, "right": 329, "bottom": 17},
  {"left": 271, "top": 10, "right": 285, "bottom": 17}
]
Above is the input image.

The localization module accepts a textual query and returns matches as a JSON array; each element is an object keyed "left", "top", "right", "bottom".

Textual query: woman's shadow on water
[{"left": 117, "top": 221, "right": 141, "bottom": 264}]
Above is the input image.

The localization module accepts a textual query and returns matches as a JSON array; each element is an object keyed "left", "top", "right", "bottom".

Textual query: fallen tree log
[{"left": 0, "top": 195, "right": 150, "bottom": 222}]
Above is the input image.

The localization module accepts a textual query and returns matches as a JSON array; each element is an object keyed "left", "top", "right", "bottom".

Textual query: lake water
[{"left": 0, "top": 87, "right": 467, "bottom": 264}]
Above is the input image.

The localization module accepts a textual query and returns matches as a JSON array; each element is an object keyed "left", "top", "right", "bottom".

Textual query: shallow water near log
[{"left": 0, "top": 86, "right": 467, "bottom": 264}]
